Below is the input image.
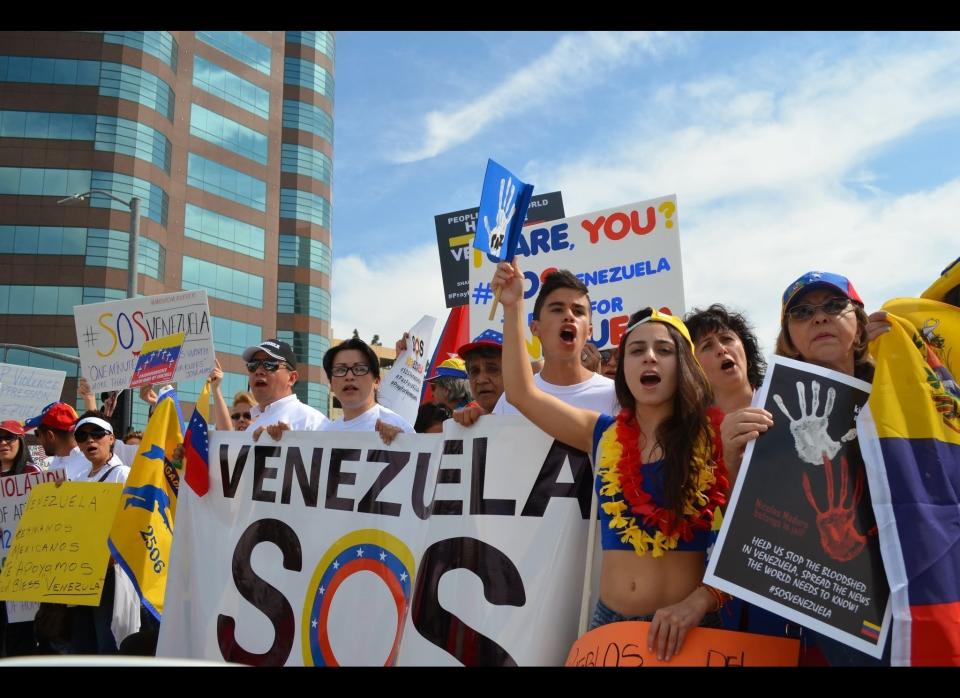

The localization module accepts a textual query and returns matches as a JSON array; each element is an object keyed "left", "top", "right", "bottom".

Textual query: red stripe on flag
[
  {"left": 422, "top": 305, "right": 470, "bottom": 404},
  {"left": 910, "top": 601, "right": 960, "bottom": 666}
]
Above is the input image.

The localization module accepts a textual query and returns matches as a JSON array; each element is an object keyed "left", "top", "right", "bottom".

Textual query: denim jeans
[{"left": 590, "top": 598, "right": 724, "bottom": 630}]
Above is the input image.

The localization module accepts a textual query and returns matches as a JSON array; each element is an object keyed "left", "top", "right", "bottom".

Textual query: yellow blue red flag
[
  {"left": 183, "top": 380, "right": 211, "bottom": 496},
  {"left": 858, "top": 259, "right": 960, "bottom": 666},
  {"left": 108, "top": 387, "right": 184, "bottom": 619}
]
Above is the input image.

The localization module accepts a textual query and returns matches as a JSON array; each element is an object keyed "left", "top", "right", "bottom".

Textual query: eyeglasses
[
  {"left": 0, "top": 431, "right": 19, "bottom": 443},
  {"left": 75, "top": 428, "right": 110, "bottom": 443},
  {"left": 599, "top": 349, "right": 617, "bottom": 363},
  {"left": 231, "top": 411, "right": 252, "bottom": 421},
  {"left": 246, "top": 359, "right": 290, "bottom": 373},
  {"left": 331, "top": 364, "right": 371, "bottom": 377},
  {"left": 786, "top": 297, "right": 852, "bottom": 322}
]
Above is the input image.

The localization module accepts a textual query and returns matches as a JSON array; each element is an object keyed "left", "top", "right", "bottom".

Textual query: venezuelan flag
[
  {"left": 183, "top": 380, "right": 211, "bottom": 497},
  {"left": 858, "top": 260, "right": 960, "bottom": 666},
  {"left": 108, "top": 387, "right": 184, "bottom": 619}
]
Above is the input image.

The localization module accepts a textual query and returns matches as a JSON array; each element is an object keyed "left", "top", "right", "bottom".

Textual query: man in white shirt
[
  {"left": 242, "top": 339, "right": 328, "bottom": 441},
  {"left": 322, "top": 338, "right": 413, "bottom": 435},
  {"left": 25, "top": 401, "right": 90, "bottom": 480}
]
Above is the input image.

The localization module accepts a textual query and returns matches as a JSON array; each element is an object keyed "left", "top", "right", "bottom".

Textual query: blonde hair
[{"left": 232, "top": 391, "right": 257, "bottom": 408}]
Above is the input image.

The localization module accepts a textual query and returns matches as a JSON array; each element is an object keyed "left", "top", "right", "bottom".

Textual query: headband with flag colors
[
  {"left": 623, "top": 307, "right": 694, "bottom": 352},
  {"left": 474, "top": 159, "right": 534, "bottom": 263},
  {"left": 108, "top": 387, "right": 184, "bottom": 619},
  {"left": 183, "top": 380, "right": 211, "bottom": 497}
]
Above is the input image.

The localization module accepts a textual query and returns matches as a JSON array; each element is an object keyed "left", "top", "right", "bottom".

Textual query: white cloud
[
  {"left": 331, "top": 244, "right": 451, "bottom": 346},
  {"left": 391, "top": 31, "right": 683, "bottom": 164}
]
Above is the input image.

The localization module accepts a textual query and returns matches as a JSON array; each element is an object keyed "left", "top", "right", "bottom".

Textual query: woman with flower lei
[{"left": 493, "top": 259, "right": 730, "bottom": 662}]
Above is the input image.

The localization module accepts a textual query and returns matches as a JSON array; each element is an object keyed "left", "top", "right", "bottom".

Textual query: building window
[
  {"left": 278, "top": 234, "right": 331, "bottom": 275},
  {"left": 182, "top": 255, "right": 263, "bottom": 308},
  {"left": 285, "top": 31, "right": 335, "bottom": 60},
  {"left": 189, "top": 104, "right": 268, "bottom": 165},
  {"left": 277, "top": 281, "right": 330, "bottom": 320},
  {"left": 282, "top": 100, "right": 333, "bottom": 144},
  {"left": 187, "top": 153, "right": 266, "bottom": 212},
  {"left": 90, "top": 170, "right": 169, "bottom": 227},
  {"left": 0, "top": 110, "right": 96, "bottom": 140},
  {"left": 192, "top": 55, "right": 270, "bottom": 119},
  {"left": 279, "top": 188, "right": 330, "bottom": 228},
  {"left": 99, "top": 62, "right": 175, "bottom": 121},
  {"left": 101, "top": 31, "right": 178, "bottom": 72},
  {"left": 95, "top": 116, "right": 172, "bottom": 172},
  {"left": 276, "top": 329, "right": 330, "bottom": 367},
  {"left": 184, "top": 203, "right": 265, "bottom": 258},
  {"left": 0, "top": 55, "right": 99, "bottom": 85},
  {"left": 212, "top": 316, "right": 263, "bottom": 356},
  {"left": 280, "top": 143, "right": 331, "bottom": 184},
  {"left": 283, "top": 58, "right": 334, "bottom": 102},
  {"left": 196, "top": 31, "right": 272, "bottom": 75},
  {"left": 293, "top": 381, "right": 328, "bottom": 413},
  {"left": 0, "top": 225, "right": 86, "bottom": 255},
  {"left": 0, "top": 166, "right": 91, "bottom": 197}
]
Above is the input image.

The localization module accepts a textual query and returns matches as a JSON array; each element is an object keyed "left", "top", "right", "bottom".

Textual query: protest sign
[
  {"left": 130, "top": 332, "right": 186, "bottom": 388},
  {"left": 377, "top": 315, "right": 438, "bottom": 427},
  {"left": 435, "top": 192, "right": 564, "bottom": 308},
  {"left": 0, "top": 481, "right": 124, "bottom": 606},
  {"left": 469, "top": 195, "right": 683, "bottom": 357},
  {"left": 0, "top": 363, "right": 66, "bottom": 423},
  {"left": 73, "top": 290, "right": 214, "bottom": 392},
  {"left": 705, "top": 356, "right": 890, "bottom": 657},
  {"left": 0, "top": 470, "right": 66, "bottom": 622},
  {"left": 565, "top": 621, "right": 800, "bottom": 666},
  {"left": 158, "top": 416, "right": 595, "bottom": 665}
]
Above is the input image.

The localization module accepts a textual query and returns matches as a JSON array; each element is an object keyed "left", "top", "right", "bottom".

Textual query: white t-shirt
[
  {"left": 76, "top": 454, "right": 130, "bottom": 484},
  {"left": 323, "top": 403, "right": 413, "bottom": 433},
  {"left": 248, "top": 393, "right": 329, "bottom": 432},
  {"left": 46, "top": 447, "right": 94, "bottom": 481},
  {"left": 114, "top": 441, "right": 139, "bottom": 467},
  {"left": 493, "top": 372, "right": 618, "bottom": 414}
]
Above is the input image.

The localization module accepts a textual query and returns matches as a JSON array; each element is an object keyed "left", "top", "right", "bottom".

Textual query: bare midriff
[{"left": 599, "top": 549, "right": 705, "bottom": 615}]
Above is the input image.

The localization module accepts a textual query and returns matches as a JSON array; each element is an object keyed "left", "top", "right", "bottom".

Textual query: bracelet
[{"left": 699, "top": 583, "right": 731, "bottom": 612}]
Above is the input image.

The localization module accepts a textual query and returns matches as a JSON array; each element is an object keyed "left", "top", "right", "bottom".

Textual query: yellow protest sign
[{"left": 0, "top": 482, "right": 123, "bottom": 606}]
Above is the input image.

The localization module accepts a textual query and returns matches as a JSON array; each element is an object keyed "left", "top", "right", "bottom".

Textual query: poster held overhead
[{"left": 378, "top": 315, "right": 438, "bottom": 427}]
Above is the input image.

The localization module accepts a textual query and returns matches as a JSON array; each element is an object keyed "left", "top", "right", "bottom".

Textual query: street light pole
[{"left": 58, "top": 189, "right": 141, "bottom": 434}]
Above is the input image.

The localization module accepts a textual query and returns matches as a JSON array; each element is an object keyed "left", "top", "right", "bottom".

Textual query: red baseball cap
[
  {"left": 0, "top": 420, "right": 25, "bottom": 437},
  {"left": 23, "top": 402, "right": 79, "bottom": 432}
]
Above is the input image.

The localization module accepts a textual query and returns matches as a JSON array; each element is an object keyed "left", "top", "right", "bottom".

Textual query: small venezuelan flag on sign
[{"left": 861, "top": 619, "right": 882, "bottom": 640}]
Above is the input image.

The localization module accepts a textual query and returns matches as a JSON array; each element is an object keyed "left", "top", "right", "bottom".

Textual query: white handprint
[
  {"left": 772, "top": 380, "right": 857, "bottom": 466},
  {"left": 483, "top": 176, "right": 516, "bottom": 254}
]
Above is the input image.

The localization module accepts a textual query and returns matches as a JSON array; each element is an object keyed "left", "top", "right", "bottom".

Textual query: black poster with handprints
[{"left": 705, "top": 355, "right": 890, "bottom": 657}]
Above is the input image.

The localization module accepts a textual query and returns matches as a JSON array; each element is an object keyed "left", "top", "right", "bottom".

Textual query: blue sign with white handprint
[{"left": 475, "top": 159, "right": 534, "bottom": 262}]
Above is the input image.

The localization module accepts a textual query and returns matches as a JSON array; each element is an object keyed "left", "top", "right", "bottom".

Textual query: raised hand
[
  {"left": 802, "top": 452, "right": 874, "bottom": 562},
  {"left": 483, "top": 176, "right": 516, "bottom": 255},
  {"left": 491, "top": 260, "right": 524, "bottom": 307},
  {"left": 773, "top": 380, "right": 850, "bottom": 466}
]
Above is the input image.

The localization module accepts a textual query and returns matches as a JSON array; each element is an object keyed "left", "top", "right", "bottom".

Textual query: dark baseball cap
[{"left": 242, "top": 339, "right": 297, "bottom": 369}]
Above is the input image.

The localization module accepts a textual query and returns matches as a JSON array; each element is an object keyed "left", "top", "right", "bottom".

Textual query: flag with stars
[
  {"left": 183, "top": 380, "right": 212, "bottom": 497},
  {"left": 108, "top": 386, "right": 184, "bottom": 618},
  {"left": 130, "top": 332, "right": 186, "bottom": 388}
]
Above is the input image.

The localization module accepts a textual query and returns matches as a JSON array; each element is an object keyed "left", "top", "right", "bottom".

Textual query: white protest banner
[
  {"left": 705, "top": 356, "right": 891, "bottom": 657},
  {"left": 157, "top": 416, "right": 594, "bottom": 665},
  {"left": 469, "top": 195, "right": 683, "bottom": 356},
  {"left": 73, "top": 290, "right": 214, "bottom": 392},
  {"left": 377, "top": 315, "right": 438, "bottom": 427},
  {"left": 0, "top": 364, "right": 66, "bottom": 423},
  {"left": 0, "top": 470, "right": 67, "bottom": 622}
]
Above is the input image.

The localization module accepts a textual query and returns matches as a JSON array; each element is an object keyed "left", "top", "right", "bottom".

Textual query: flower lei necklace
[{"left": 597, "top": 408, "right": 728, "bottom": 557}]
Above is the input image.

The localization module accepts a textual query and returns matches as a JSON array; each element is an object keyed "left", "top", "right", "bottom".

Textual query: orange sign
[{"left": 565, "top": 621, "right": 799, "bottom": 667}]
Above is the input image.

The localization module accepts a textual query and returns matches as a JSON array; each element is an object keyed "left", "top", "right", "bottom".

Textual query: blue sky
[{"left": 330, "top": 31, "right": 960, "bottom": 353}]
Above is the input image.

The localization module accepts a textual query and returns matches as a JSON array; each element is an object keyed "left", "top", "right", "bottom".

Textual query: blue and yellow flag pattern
[
  {"left": 859, "top": 259, "right": 960, "bottom": 666},
  {"left": 108, "top": 388, "right": 184, "bottom": 619}
]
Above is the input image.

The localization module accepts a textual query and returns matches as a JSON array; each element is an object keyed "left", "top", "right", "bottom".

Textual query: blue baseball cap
[{"left": 782, "top": 271, "right": 864, "bottom": 320}]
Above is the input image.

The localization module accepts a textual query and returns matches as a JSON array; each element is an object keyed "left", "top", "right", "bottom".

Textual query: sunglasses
[
  {"left": 599, "top": 349, "right": 617, "bottom": 363},
  {"left": 75, "top": 428, "right": 110, "bottom": 443},
  {"left": 246, "top": 359, "right": 290, "bottom": 373},
  {"left": 0, "top": 431, "right": 20, "bottom": 443},
  {"left": 331, "top": 364, "right": 371, "bottom": 377},
  {"left": 786, "top": 297, "right": 851, "bottom": 322},
  {"left": 231, "top": 411, "right": 253, "bottom": 421}
]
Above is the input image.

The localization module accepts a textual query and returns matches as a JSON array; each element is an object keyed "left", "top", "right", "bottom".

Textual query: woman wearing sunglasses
[{"left": 0, "top": 420, "right": 41, "bottom": 477}]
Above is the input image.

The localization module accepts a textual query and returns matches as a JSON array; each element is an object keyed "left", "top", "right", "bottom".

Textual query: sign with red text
[
  {"left": 565, "top": 621, "right": 800, "bottom": 666},
  {"left": 705, "top": 356, "right": 891, "bottom": 658},
  {"left": 73, "top": 290, "right": 214, "bottom": 392},
  {"left": 469, "top": 195, "right": 683, "bottom": 358},
  {"left": 0, "top": 363, "right": 67, "bottom": 424}
]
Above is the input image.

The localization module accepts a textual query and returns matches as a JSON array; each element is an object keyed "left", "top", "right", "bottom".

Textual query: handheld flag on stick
[
  {"left": 421, "top": 305, "right": 471, "bottom": 404},
  {"left": 108, "top": 387, "right": 184, "bottom": 619},
  {"left": 475, "top": 159, "right": 534, "bottom": 320},
  {"left": 183, "top": 380, "right": 211, "bottom": 497}
]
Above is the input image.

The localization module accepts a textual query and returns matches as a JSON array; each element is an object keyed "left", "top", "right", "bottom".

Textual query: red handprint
[{"left": 802, "top": 453, "right": 876, "bottom": 562}]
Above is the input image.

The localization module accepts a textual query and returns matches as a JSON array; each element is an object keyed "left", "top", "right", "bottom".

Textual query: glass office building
[{"left": 0, "top": 31, "right": 334, "bottom": 424}]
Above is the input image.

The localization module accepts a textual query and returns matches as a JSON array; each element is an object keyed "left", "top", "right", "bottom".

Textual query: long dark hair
[
  {"left": 1, "top": 434, "right": 33, "bottom": 476},
  {"left": 614, "top": 310, "right": 716, "bottom": 518},
  {"left": 685, "top": 303, "right": 767, "bottom": 389}
]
